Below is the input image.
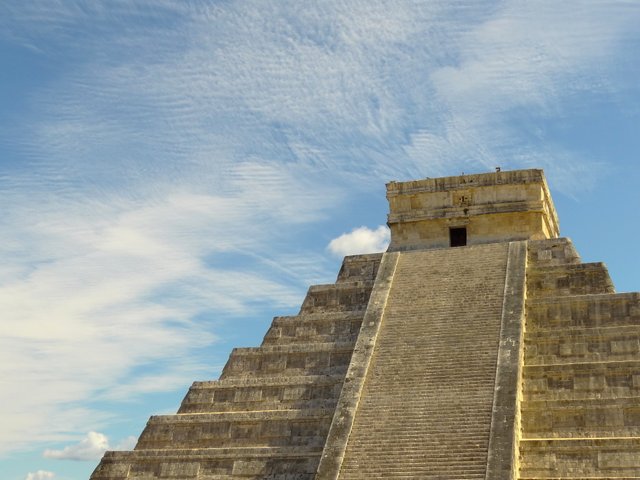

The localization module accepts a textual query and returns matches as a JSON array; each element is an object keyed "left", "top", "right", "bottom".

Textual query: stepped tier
[
  {"left": 261, "top": 312, "right": 364, "bottom": 346},
  {"left": 518, "top": 238, "right": 640, "bottom": 479},
  {"left": 527, "top": 263, "right": 615, "bottom": 297},
  {"left": 219, "top": 342, "right": 356, "bottom": 378},
  {"left": 522, "top": 397, "right": 640, "bottom": 438},
  {"left": 527, "top": 238, "right": 581, "bottom": 266},
  {"left": 136, "top": 409, "right": 332, "bottom": 449},
  {"left": 526, "top": 293, "right": 640, "bottom": 330},
  {"left": 524, "top": 360, "right": 640, "bottom": 401},
  {"left": 90, "top": 254, "right": 382, "bottom": 480},
  {"left": 92, "top": 446, "right": 322, "bottom": 480},
  {"left": 519, "top": 438, "right": 640, "bottom": 478}
]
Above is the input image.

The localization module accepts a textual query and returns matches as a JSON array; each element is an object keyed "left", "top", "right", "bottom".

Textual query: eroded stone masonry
[{"left": 92, "top": 169, "right": 640, "bottom": 479}]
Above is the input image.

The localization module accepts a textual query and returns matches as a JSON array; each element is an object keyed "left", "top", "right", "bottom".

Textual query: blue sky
[{"left": 1, "top": 1, "right": 639, "bottom": 479}]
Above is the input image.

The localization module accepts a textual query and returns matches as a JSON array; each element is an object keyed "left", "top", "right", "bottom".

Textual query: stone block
[
  {"left": 525, "top": 378, "right": 548, "bottom": 393},
  {"left": 574, "top": 375, "right": 606, "bottom": 391},
  {"left": 611, "top": 339, "right": 639, "bottom": 354},
  {"left": 232, "top": 460, "right": 266, "bottom": 475},
  {"left": 234, "top": 387, "right": 262, "bottom": 402},
  {"left": 559, "top": 342, "right": 587, "bottom": 357},
  {"left": 598, "top": 451, "right": 640, "bottom": 469},
  {"left": 282, "top": 385, "right": 307, "bottom": 401},
  {"left": 158, "top": 462, "right": 199, "bottom": 478}
]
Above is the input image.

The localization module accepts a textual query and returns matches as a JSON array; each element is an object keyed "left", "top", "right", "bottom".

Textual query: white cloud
[
  {"left": 44, "top": 431, "right": 109, "bottom": 461},
  {"left": 25, "top": 471, "right": 55, "bottom": 480},
  {"left": 328, "top": 226, "right": 390, "bottom": 257},
  {"left": 42, "top": 431, "right": 138, "bottom": 461}
]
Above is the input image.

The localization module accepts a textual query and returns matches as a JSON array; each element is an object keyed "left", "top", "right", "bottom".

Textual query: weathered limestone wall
[
  {"left": 334, "top": 243, "right": 519, "bottom": 479},
  {"left": 389, "top": 211, "right": 553, "bottom": 251},
  {"left": 518, "top": 238, "right": 640, "bottom": 478},
  {"left": 90, "top": 254, "right": 383, "bottom": 480}
]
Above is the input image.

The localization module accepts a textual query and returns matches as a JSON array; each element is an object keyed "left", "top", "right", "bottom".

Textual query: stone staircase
[
  {"left": 518, "top": 238, "right": 640, "bottom": 479},
  {"left": 90, "top": 254, "right": 382, "bottom": 480},
  {"left": 336, "top": 243, "right": 513, "bottom": 479}
]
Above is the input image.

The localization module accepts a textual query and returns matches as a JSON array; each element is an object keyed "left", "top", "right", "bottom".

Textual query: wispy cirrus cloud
[
  {"left": 405, "top": 1, "right": 640, "bottom": 190},
  {"left": 3, "top": 1, "right": 637, "bottom": 186},
  {"left": 0, "top": 161, "right": 342, "bottom": 455}
]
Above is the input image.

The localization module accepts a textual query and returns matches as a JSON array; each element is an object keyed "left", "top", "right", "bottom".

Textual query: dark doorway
[{"left": 450, "top": 227, "right": 467, "bottom": 247}]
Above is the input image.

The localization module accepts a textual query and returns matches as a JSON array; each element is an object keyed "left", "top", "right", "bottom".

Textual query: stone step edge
[
  {"left": 527, "top": 261, "right": 609, "bottom": 273},
  {"left": 230, "top": 341, "right": 355, "bottom": 355},
  {"left": 527, "top": 291, "right": 640, "bottom": 306},
  {"left": 305, "top": 281, "right": 374, "bottom": 291},
  {"left": 179, "top": 401, "right": 338, "bottom": 413},
  {"left": 520, "top": 437, "right": 640, "bottom": 446},
  {"left": 524, "top": 359, "right": 640, "bottom": 369},
  {"left": 191, "top": 374, "right": 345, "bottom": 389},
  {"left": 148, "top": 407, "right": 332, "bottom": 423},
  {"left": 522, "top": 432, "right": 640, "bottom": 441},
  {"left": 525, "top": 325, "right": 640, "bottom": 337},
  {"left": 102, "top": 445, "right": 322, "bottom": 460},
  {"left": 523, "top": 394, "right": 640, "bottom": 403},
  {"left": 522, "top": 396, "right": 640, "bottom": 408},
  {"left": 271, "top": 312, "right": 365, "bottom": 324}
]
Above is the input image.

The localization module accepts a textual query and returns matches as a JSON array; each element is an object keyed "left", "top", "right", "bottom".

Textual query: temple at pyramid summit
[{"left": 92, "top": 169, "right": 640, "bottom": 479}]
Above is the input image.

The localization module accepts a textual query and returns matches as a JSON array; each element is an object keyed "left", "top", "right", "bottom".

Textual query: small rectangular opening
[{"left": 450, "top": 227, "right": 467, "bottom": 247}]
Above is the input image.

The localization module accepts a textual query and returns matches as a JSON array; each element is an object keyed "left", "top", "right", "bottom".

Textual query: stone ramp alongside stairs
[{"left": 336, "top": 243, "right": 515, "bottom": 479}]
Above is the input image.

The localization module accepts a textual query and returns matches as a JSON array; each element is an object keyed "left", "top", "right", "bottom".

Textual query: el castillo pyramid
[{"left": 91, "top": 169, "right": 640, "bottom": 479}]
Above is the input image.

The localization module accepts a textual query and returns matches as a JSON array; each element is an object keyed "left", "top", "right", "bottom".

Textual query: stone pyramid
[{"left": 91, "top": 169, "right": 640, "bottom": 479}]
